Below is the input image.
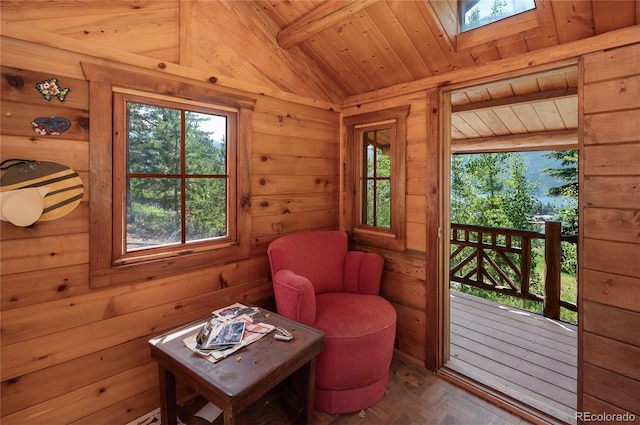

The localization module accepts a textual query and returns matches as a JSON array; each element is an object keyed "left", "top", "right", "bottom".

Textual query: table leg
[
  {"left": 223, "top": 410, "right": 236, "bottom": 425},
  {"left": 297, "top": 358, "right": 317, "bottom": 424},
  {"left": 158, "top": 365, "right": 177, "bottom": 425}
]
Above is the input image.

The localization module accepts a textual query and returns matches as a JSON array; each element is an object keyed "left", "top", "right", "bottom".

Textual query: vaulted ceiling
[
  {"left": 258, "top": 0, "right": 638, "bottom": 96},
  {"left": 257, "top": 0, "right": 638, "bottom": 151}
]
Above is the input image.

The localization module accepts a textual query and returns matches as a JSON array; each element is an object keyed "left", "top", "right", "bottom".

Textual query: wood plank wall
[
  {"left": 343, "top": 91, "right": 436, "bottom": 365},
  {"left": 0, "top": 35, "right": 340, "bottom": 424},
  {"left": 180, "top": 1, "right": 345, "bottom": 104},
  {"left": 0, "top": 0, "right": 342, "bottom": 104},
  {"left": 580, "top": 42, "right": 640, "bottom": 418}
]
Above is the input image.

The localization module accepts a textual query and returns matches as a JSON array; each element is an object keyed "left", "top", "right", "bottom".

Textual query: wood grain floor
[
  {"left": 447, "top": 290, "right": 577, "bottom": 424},
  {"left": 177, "top": 351, "right": 530, "bottom": 425}
]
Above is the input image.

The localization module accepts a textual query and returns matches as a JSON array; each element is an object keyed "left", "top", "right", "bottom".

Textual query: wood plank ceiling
[
  {"left": 448, "top": 68, "right": 578, "bottom": 153},
  {"left": 257, "top": 0, "right": 639, "bottom": 151}
]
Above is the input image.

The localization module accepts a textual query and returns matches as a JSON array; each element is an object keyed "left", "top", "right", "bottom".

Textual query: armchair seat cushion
[{"left": 314, "top": 293, "right": 396, "bottom": 390}]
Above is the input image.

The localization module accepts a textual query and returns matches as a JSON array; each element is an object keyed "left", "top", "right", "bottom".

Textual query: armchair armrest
[
  {"left": 343, "top": 251, "right": 384, "bottom": 295},
  {"left": 272, "top": 269, "right": 317, "bottom": 325}
]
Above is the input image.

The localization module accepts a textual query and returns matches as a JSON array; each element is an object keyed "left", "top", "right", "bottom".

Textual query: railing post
[
  {"left": 521, "top": 237, "right": 531, "bottom": 296},
  {"left": 543, "top": 221, "right": 561, "bottom": 319},
  {"left": 477, "top": 231, "right": 483, "bottom": 285}
]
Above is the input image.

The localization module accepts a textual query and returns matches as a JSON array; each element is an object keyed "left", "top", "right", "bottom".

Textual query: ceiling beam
[
  {"left": 451, "top": 129, "right": 578, "bottom": 154},
  {"left": 277, "top": 0, "right": 380, "bottom": 50}
]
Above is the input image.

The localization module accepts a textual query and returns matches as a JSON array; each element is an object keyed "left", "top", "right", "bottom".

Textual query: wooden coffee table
[{"left": 149, "top": 309, "right": 324, "bottom": 425}]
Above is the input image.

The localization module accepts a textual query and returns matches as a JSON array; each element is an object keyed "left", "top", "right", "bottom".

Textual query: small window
[
  {"left": 345, "top": 106, "right": 409, "bottom": 251},
  {"left": 459, "top": 0, "right": 536, "bottom": 32},
  {"left": 113, "top": 92, "right": 237, "bottom": 263}
]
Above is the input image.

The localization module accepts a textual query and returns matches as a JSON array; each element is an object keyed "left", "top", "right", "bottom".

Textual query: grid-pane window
[{"left": 115, "top": 93, "right": 237, "bottom": 256}]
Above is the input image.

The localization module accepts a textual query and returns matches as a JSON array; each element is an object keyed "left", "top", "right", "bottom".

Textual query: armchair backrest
[{"left": 267, "top": 231, "right": 348, "bottom": 294}]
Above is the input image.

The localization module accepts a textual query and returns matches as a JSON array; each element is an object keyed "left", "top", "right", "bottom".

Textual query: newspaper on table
[
  {"left": 211, "top": 302, "right": 259, "bottom": 322},
  {"left": 183, "top": 303, "right": 275, "bottom": 362}
]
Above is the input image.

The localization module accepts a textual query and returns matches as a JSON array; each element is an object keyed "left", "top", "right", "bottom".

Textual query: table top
[{"left": 149, "top": 309, "right": 324, "bottom": 402}]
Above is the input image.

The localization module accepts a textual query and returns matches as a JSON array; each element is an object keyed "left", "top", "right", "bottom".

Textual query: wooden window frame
[
  {"left": 82, "top": 63, "right": 255, "bottom": 287},
  {"left": 345, "top": 106, "right": 409, "bottom": 251}
]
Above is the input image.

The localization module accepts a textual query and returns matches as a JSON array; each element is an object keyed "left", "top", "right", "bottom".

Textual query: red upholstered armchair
[{"left": 267, "top": 231, "right": 397, "bottom": 414}]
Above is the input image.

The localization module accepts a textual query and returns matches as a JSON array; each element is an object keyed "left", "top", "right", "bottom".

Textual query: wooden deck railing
[{"left": 450, "top": 221, "right": 578, "bottom": 319}]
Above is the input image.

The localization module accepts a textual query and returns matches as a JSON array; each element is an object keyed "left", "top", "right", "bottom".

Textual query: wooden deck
[{"left": 447, "top": 290, "right": 577, "bottom": 425}]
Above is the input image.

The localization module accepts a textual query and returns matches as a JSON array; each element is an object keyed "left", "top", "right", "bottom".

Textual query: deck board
[
  {"left": 447, "top": 290, "right": 577, "bottom": 424},
  {"left": 452, "top": 296, "right": 577, "bottom": 364}
]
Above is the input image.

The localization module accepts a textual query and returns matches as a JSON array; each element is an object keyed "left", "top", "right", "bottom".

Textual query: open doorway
[{"left": 440, "top": 66, "right": 579, "bottom": 424}]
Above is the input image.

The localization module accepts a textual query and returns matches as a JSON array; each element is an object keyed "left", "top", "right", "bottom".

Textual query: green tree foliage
[
  {"left": 364, "top": 142, "right": 391, "bottom": 228},
  {"left": 126, "top": 103, "right": 228, "bottom": 249},
  {"left": 543, "top": 149, "right": 578, "bottom": 233},
  {"left": 451, "top": 153, "right": 537, "bottom": 230},
  {"left": 184, "top": 112, "right": 227, "bottom": 241},
  {"left": 468, "top": 7, "right": 480, "bottom": 23},
  {"left": 491, "top": 0, "right": 507, "bottom": 15},
  {"left": 467, "top": 0, "right": 506, "bottom": 25},
  {"left": 543, "top": 149, "right": 578, "bottom": 275}
]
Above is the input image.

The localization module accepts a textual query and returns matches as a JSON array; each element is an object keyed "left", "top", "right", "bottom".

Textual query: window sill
[
  {"left": 351, "top": 229, "right": 405, "bottom": 252},
  {"left": 90, "top": 242, "right": 250, "bottom": 288}
]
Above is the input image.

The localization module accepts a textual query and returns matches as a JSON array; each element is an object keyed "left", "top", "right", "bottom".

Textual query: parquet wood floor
[{"left": 177, "top": 352, "right": 531, "bottom": 425}]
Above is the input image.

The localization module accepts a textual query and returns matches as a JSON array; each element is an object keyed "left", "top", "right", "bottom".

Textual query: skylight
[{"left": 459, "top": 0, "right": 536, "bottom": 32}]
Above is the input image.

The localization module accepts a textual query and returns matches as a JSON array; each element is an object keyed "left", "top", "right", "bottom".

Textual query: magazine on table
[
  {"left": 196, "top": 319, "right": 246, "bottom": 351},
  {"left": 184, "top": 304, "right": 275, "bottom": 362},
  {"left": 210, "top": 321, "right": 275, "bottom": 360}
]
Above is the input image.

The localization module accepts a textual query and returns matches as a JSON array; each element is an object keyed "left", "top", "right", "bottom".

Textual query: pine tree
[
  {"left": 543, "top": 149, "right": 578, "bottom": 275},
  {"left": 543, "top": 149, "right": 578, "bottom": 234}
]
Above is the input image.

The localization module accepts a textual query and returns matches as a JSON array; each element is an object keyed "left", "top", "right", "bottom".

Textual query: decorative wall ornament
[
  {"left": 35, "top": 78, "right": 70, "bottom": 102},
  {"left": 0, "top": 159, "right": 84, "bottom": 226},
  {"left": 32, "top": 116, "right": 72, "bottom": 136}
]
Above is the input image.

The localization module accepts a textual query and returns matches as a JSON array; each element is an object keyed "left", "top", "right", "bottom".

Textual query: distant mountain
[{"left": 519, "top": 151, "right": 569, "bottom": 204}]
